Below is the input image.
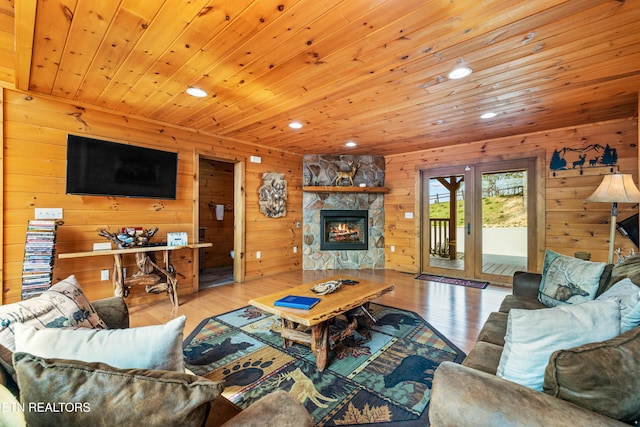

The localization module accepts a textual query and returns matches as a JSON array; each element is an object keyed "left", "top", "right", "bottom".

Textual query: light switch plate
[{"left": 35, "top": 208, "right": 63, "bottom": 219}]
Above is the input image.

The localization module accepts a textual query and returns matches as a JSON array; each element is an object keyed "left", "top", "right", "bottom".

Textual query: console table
[{"left": 59, "top": 243, "right": 212, "bottom": 307}]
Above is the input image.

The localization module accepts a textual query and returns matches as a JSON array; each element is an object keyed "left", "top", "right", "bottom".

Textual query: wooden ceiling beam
[{"left": 13, "top": 0, "right": 37, "bottom": 91}]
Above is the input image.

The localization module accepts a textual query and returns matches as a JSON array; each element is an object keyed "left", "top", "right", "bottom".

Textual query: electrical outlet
[
  {"left": 250, "top": 155, "right": 262, "bottom": 163},
  {"left": 293, "top": 246, "right": 298, "bottom": 253},
  {"left": 100, "top": 270, "right": 109, "bottom": 281},
  {"left": 256, "top": 251, "right": 261, "bottom": 259},
  {"left": 390, "top": 245, "right": 395, "bottom": 252},
  {"left": 404, "top": 212, "right": 414, "bottom": 219},
  {"left": 35, "top": 208, "right": 63, "bottom": 219}
]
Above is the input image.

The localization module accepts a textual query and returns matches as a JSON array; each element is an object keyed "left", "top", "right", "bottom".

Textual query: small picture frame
[{"left": 167, "top": 232, "right": 188, "bottom": 246}]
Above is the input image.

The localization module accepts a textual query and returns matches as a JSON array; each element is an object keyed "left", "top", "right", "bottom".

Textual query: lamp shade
[{"left": 585, "top": 174, "right": 640, "bottom": 203}]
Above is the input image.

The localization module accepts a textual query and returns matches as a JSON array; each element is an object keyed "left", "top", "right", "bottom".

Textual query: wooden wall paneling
[
  {"left": 2, "top": 88, "right": 303, "bottom": 304},
  {"left": 0, "top": 88, "right": 3, "bottom": 304},
  {"left": 384, "top": 117, "right": 638, "bottom": 274}
]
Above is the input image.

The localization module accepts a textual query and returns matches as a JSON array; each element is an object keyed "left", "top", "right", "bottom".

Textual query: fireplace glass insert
[{"left": 320, "top": 210, "right": 368, "bottom": 250}]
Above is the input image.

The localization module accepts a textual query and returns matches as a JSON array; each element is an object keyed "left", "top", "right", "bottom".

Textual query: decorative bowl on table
[{"left": 98, "top": 227, "right": 158, "bottom": 248}]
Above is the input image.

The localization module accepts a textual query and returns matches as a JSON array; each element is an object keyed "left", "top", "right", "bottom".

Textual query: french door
[{"left": 421, "top": 159, "right": 538, "bottom": 283}]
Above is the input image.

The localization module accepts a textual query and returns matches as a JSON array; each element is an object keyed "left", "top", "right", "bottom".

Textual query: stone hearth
[{"left": 302, "top": 154, "right": 385, "bottom": 270}]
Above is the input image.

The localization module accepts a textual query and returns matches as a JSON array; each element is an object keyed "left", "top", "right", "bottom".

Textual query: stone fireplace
[
  {"left": 320, "top": 210, "right": 368, "bottom": 250},
  {"left": 302, "top": 154, "right": 385, "bottom": 270}
]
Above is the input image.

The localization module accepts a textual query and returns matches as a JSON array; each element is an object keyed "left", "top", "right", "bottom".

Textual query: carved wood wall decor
[{"left": 258, "top": 172, "right": 287, "bottom": 218}]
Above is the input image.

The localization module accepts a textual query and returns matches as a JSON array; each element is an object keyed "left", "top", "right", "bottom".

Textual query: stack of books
[{"left": 22, "top": 219, "right": 57, "bottom": 299}]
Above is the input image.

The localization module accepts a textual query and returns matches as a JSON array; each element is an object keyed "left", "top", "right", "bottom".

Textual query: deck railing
[{"left": 430, "top": 218, "right": 451, "bottom": 257}]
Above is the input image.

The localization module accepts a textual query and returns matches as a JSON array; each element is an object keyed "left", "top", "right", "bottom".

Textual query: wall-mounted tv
[
  {"left": 617, "top": 213, "right": 639, "bottom": 248},
  {"left": 66, "top": 134, "right": 178, "bottom": 199}
]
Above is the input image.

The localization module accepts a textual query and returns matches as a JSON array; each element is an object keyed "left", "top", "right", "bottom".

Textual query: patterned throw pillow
[
  {"left": 0, "top": 276, "right": 106, "bottom": 372},
  {"left": 538, "top": 250, "right": 607, "bottom": 307}
]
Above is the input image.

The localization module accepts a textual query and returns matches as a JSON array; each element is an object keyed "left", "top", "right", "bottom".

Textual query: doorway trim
[
  {"left": 193, "top": 152, "right": 245, "bottom": 285},
  {"left": 416, "top": 150, "right": 546, "bottom": 280}
]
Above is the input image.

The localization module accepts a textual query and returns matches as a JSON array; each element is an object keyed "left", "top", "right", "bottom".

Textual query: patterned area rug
[
  {"left": 183, "top": 303, "right": 465, "bottom": 426},
  {"left": 415, "top": 274, "right": 489, "bottom": 289}
]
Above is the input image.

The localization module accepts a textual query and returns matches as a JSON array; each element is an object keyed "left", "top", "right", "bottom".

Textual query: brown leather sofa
[
  {"left": 429, "top": 262, "right": 640, "bottom": 427},
  {"left": 0, "top": 296, "right": 313, "bottom": 427}
]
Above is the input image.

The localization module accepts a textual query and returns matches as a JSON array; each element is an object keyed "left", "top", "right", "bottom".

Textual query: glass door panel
[
  {"left": 422, "top": 166, "right": 474, "bottom": 278},
  {"left": 422, "top": 158, "right": 537, "bottom": 283},
  {"left": 480, "top": 170, "right": 528, "bottom": 277}
]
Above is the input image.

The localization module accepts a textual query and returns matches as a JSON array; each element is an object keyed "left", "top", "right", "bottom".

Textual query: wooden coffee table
[{"left": 248, "top": 276, "right": 394, "bottom": 371}]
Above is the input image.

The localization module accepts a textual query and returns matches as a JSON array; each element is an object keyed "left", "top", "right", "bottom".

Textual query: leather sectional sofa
[
  {"left": 0, "top": 293, "right": 313, "bottom": 427},
  {"left": 429, "top": 256, "right": 640, "bottom": 426}
]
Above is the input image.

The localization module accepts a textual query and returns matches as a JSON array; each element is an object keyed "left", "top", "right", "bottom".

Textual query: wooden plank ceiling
[{"left": 11, "top": 0, "right": 640, "bottom": 155}]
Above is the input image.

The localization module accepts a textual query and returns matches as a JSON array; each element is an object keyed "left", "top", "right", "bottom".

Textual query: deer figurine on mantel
[{"left": 333, "top": 160, "right": 358, "bottom": 186}]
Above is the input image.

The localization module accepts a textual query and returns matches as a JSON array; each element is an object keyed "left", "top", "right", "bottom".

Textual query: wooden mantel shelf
[{"left": 303, "top": 186, "right": 389, "bottom": 193}]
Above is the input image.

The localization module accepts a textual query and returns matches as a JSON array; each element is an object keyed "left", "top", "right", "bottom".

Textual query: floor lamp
[{"left": 585, "top": 173, "right": 640, "bottom": 264}]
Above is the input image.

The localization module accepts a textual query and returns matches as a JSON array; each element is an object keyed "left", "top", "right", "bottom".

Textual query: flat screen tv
[
  {"left": 617, "top": 213, "right": 639, "bottom": 248},
  {"left": 66, "top": 134, "right": 178, "bottom": 199}
]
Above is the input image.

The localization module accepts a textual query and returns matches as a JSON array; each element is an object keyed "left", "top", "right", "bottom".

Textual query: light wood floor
[{"left": 128, "top": 269, "right": 511, "bottom": 354}]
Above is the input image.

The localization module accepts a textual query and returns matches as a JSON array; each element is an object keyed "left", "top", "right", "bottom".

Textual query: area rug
[
  {"left": 415, "top": 274, "right": 489, "bottom": 289},
  {"left": 183, "top": 303, "right": 465, "bottom": 426}
]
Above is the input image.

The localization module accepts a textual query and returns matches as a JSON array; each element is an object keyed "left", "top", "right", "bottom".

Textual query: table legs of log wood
[
  {"left": 311, "top": 323, "right": 330, "bottom": 371},
  {"left": 109, "top": 250, "right": 179, "bottom": 307},
  {"left": 279, "top": 308, "right": 376, "bottom": 372},
  {"left": 112, "top": 254, "right": 125, "bottom": 297},
  {"left": 145, "top": 251, "right": 179, "bottom": 307},
  {"left": 280, "top": 319, "right": 330, "bottom": 371}
]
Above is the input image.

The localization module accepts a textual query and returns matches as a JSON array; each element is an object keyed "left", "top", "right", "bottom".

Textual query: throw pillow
[
  {"left": 538, "top": 249, "right": 607, "bottom": 307},
  {"left": 13, "top": 352, "right": 224, "bottom": 427},
  {"left": 0, "top": 276, "right": 106, "bottom": 373},
  {"left": 543, "top": 326, "right": 640, "bottom": 423},
  {"left": 596, "top": 278, "right": 640, "bottom": 332},
  {"left": 496, "top": 299, "right": 621, "bottom": 391},
  {"left": 14, "top": 315, "right": 186, "bottom": 372},
  {"left": 607, "top": 253, "right": 640, "bottom": 291}
]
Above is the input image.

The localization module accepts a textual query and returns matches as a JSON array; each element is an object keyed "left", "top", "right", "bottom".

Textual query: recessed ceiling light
[
  {"left": 345, "top": 141, "right": 357, "bottom": 147},
  {"left": 289, "top": 121, "right": 303, "bottom": 129},
  {"left": 186, "top": 87, "right": 208, "bottom": 97},
  {"left": 481, "top": 112, "right": 497, "bottom": 119},
  {"left": 447, "top": 66, "right": 472, "bottom": 80}
]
